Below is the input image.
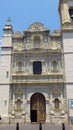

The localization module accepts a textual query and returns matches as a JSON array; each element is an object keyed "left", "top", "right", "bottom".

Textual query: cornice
[
  {"left": 12, "top": 73, "right": 63, "bottom": 77},
  {"left": 12, "top": 49, "right": 62, "bottom": 56},
  {"left": 11, "top": 82, "right": 64, "bottom": 86},
  {"left": 61, "top": 22, "right": 73, "bottom": 32},
  {"left": 60, "top": 0, "right": 68, "bottom": 2}
]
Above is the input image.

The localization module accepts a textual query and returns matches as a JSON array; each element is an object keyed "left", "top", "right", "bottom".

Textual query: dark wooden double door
[{"left": 31, "top": 93, "right": 46, "bottom": 123}]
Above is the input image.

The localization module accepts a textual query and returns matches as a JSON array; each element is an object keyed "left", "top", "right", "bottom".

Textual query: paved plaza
[{"left": 0, "top": 124, "right": 73, "bottom": 130}]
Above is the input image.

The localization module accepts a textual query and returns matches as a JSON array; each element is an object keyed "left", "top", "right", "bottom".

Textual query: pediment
[
  {"left": 27, "top": 22, "right": 49, "bottom": 32},
  {"left": 13, "top": 31, "right": 22, "bottom": 38}
]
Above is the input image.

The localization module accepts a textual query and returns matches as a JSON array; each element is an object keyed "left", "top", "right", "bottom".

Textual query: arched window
[
  {"left": 54, "top": 98, "right": 60, "bottom": 109},
  {"left": 34, "top": 36, "right": 40, "bottom": 48}
]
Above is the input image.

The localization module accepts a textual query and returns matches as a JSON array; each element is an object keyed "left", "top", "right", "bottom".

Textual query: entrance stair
[{"left": 0, "top": 124, "right": 72, "bottom": 130}]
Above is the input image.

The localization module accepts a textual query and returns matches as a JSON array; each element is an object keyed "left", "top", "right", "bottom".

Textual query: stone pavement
[{"left": 0, "top": 124, "right": 73, "bottom": 130}]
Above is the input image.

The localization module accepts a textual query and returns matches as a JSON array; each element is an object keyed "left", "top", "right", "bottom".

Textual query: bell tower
[
  {"left": 0, "top": 18, "right": 13, "bottom": 123},
  {"left": 59, "top": 0, "right": 73, "bottom": 31},
  {"left": 59, "top": 0, "right": 73, "bottom": 105}
]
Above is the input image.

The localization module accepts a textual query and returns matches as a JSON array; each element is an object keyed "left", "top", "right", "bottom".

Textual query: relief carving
[{"left": 52, "top": 41, "right": 61, "bottom": 50}]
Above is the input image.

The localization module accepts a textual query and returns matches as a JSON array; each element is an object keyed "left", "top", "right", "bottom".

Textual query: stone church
[{"left": 0, "top": 0, "right": 73, "bottom": 124}]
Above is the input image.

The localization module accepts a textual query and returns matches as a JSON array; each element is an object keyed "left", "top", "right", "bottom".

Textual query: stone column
[
  {"left": 23, "top": 94, "right": 25, "bottom": 114},
  {"left": 61, "top": 92, "right": 63, "bottom": 106},
  {"left": 26, "top": 100, "right": 31, "bottom": 123},
  {"left": 22, "top": 94, "right": 25, "bottom": 123},
  {"left": 62, "top": 1, "right": 70, "bottom": 24},
  {"left": 11, "top": 93, "right": 15, "bottom": 123},
  {"left": 49, "top": 60, "right": 52, "bottom": 73},
  {"left": 50, "top": 91, "right": 53, "bottom": 123},
  {"left": 13, "top": 93, "right": 15, "bottom": 108},
  {"left": 46, "top": 100, "right": 50, "bottom": 123},
  {"left": 29, "top": 61, "right": 32, "bottom": 74},
  {"left": 42, "top": 61, "right": 45, "bottom": 74},
  {"left": 61, "top": 3, "right": 65, "bottom": 24},
  {"left": 50, "top": 92, "right": 53, "bottom": 107},
  {"left": 58, "top": 60, "right": 61, "bottom": 71},
  {"left": 23, "top": 94, "right": 25, "bottom": 107}
]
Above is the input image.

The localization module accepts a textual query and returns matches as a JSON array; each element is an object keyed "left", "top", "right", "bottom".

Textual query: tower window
[
  {"left": 69, "top": 8, "right": 73, "bottom": 21},
  {"left": 33, "top": 61, "right": 42, "bottom": 74}
]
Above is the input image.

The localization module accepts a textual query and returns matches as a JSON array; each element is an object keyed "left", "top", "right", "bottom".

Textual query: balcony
[{"left": 12, "top": 73, "right": 64, "bottom": 85}]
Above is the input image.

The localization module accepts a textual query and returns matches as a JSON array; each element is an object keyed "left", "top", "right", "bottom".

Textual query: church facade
[{"left": 0, "top": 0, "right": 73, "bottom": 124}]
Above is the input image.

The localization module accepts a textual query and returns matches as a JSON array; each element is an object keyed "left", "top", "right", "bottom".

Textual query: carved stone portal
[{"left": 30, "top": 93, "right": 46, "bottom": 122}]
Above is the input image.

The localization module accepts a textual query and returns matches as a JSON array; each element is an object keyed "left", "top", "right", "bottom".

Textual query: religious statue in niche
[
  {"left": 52, "top": 41, "right": 57, "bottom": 50},
  {"left": 56, "top": 41, "right": 61, "bottom": 49},
  {"left": 52, "top": 41, "right": 61, "bottom": 50},
  {"left": 18, "top": 44, "right": 22, "bottom": 51},
  {"left": 14, "top": 43, "right": 17, "bottom": 50}
]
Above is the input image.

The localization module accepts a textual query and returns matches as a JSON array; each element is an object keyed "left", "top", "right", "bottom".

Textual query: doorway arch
[{"left": 30, "top": 93, "right": 46, "bottom": 123}]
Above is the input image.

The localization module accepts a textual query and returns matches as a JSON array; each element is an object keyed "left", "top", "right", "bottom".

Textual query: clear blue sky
[{"left": 0, "top": 0, "right": 60, "bottom": 40}]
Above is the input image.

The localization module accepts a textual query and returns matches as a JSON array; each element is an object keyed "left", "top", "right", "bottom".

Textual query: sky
[{"left": 0, "top": 0, "right": 60, "bottom": 43}]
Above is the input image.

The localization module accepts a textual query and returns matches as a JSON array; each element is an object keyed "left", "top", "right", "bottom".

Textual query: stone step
[{"left": 0, "top": 124, "right": 72, "bottom": 130}]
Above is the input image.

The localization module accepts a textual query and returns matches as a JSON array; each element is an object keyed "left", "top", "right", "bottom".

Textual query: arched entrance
[{"left": 30, "top": 93, "right": 46, "bottom": 123}]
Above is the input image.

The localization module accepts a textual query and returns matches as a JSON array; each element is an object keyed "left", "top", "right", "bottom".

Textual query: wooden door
[{"left": 31, "top": 93, "right": 46, "bottom": 122}]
